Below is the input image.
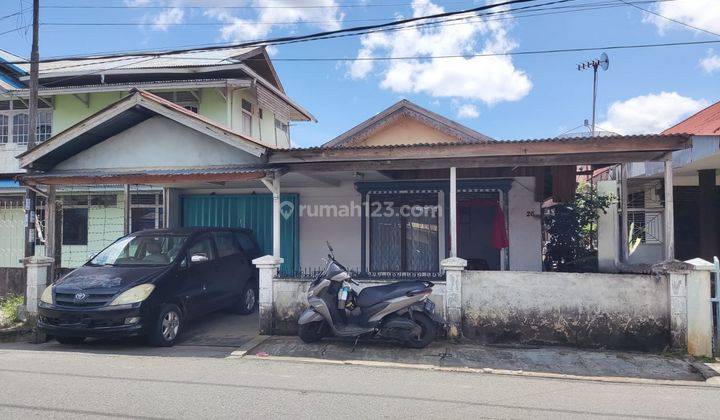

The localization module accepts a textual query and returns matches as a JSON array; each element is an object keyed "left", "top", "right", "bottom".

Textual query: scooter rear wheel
[
  {"left": 405, "top": 312, "right": 436, "bottom": 349},
  {"left": 298, "top": 321, "right": 327, "bottom": 343}
]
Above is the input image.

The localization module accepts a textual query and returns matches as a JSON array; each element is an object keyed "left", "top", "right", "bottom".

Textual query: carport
[{"left": 16, "top": 89, "right": 292, "bottom": 347}]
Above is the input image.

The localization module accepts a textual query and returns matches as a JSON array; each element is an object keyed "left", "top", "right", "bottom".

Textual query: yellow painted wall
[{"left": 353, "top": 117, "right": 461, "bottom": 147}]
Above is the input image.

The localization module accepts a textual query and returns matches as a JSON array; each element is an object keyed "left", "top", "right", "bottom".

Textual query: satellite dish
[{"left": 599, "top": 52, "right": 609, "bottom": 71}]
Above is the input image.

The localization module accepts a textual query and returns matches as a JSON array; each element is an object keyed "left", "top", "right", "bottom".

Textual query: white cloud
[
  {"left": 457, "top": 104, "right": 480, "bottom": 119},
  {"left": 700, "top": 49, "right": 720, "bottom": 73},
  {"left": 205, "top": 0, "right": 344, "bottom": 43},
  {"left": 348, "top": 0, "right": 532, "bottom": 105},
  {"left": 152, "top": 8, "right": 185, "bottom": 31},
  {"left": 599, "top": 92, "right": 708, "bottom": 134},
  {"left": 645, "top": 0, "right": 720, "bottom": 35}
]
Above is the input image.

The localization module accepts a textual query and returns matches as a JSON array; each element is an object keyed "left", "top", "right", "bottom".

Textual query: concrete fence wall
[
  {"left": 254, "top": 256, "right": 713, "bottom": 356},
  {"left": 269, "top": 276, "right": 446, "bottom": 335},
  {"left": 461, "top": 270, "right": 670, "bottom": 351}
]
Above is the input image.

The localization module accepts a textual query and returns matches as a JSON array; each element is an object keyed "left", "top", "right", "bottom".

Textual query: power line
[
  {"left": 38, "top": 1, "right": 495, "bottom": 10},
  {"left": 617, "top": 0, "right": 720, "bottom": 38},
  {"left": 127, "top": 39, "right": 720, "bottom": 62},
  {"left": 3, "top": 0, "right": 568, "bottom": 63},
  {"left": 35, "top": 0, "right": 667, "bottom": 27}
]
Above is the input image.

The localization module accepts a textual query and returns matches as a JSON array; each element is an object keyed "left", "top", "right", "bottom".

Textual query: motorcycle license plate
[{"left": 424, "top": 299, "right": 435, "bottom": 314}]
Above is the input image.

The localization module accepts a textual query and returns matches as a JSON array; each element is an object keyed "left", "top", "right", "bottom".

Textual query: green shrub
[{"left": 0, "top": 294, "right": 23, "bottom": 327}]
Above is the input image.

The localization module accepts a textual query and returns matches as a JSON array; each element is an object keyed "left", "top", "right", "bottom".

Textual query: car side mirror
[{"left": 190, "top": 253, "right": 209, "bottom": 264}]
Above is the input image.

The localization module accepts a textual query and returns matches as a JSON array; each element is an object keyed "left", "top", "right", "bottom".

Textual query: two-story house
[{"left": 0, "top": 46, "right": 313, "bottom": 271}]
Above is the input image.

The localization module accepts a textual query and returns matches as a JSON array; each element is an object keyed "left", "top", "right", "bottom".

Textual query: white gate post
[
  {"left": 441, "top": 257, "right": 466, "bottom": 340},
  {"left": 253, "top": 255, "right": 283, "bottom": 335},
  {"left": 23, "top": 255, "right": 54, "bottom": 316}
]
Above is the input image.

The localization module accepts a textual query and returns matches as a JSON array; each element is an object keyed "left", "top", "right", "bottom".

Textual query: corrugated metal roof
[
  {"left": 286, "top": 133, "right": 691, "bottom": 152},
  {"left": 22, "top": 46, "right": 260, "bottom": 75},
  {"left": 663, "top": 100, "right": 720, "bottom": 136},
  {"left": 24, "top": 165, "right": 280, "bottom": 180}
]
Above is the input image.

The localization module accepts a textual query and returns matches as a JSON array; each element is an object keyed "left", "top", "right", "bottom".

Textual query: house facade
[
  {"left": 597, "top": 100, "right": 720, "bottom": 268},
  {"left": 0, "top": 46, "right": 312, "bottom": 276}
]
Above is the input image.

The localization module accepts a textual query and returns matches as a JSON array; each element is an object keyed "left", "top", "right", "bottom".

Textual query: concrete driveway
[{"left": 4, "top": 310, "right": 260, "bottom": 358}]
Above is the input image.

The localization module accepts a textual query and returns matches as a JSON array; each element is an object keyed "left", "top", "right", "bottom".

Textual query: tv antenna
[{"left": 577, "top": 52, "right": 609, "bottom": 136}]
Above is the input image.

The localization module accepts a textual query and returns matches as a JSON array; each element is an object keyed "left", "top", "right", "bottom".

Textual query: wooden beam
[
  {"left": 23, "top": 170, "right": 267, "bottom": 186},
  {"left": 278, "top": 151, "right": 674, "bottom": 172},
  {"left": 551, "top": 165, "right": 576, "bottom": 203},
  {"left": 620, "top": 164, "right": 629, "bottom": 263},
  {"left": 534, "top": 167, "right": 546, "bottom": 202},
  {"left": 45, "top": 186, "right": 57, "bottom": 281},
  {"left": 271, "top": 135, "right": 690, "bottom": 165},
  {"left": 123, "top": 184, "right": 130, "bottom": 236},
  {"left": 73, "top": 93, "right": 90, "bottom": 108}
]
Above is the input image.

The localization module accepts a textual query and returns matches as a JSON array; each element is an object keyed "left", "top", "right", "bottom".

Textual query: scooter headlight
[{"left": 109, "top": 284, "right": 155, "bottom": 306}]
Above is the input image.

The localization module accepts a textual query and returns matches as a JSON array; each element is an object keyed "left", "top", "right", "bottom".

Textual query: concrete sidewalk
[{"left": 247, "top": 336, "right": 709, "bottom": 382}]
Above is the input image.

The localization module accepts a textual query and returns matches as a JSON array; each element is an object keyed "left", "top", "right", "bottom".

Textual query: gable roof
[
  {"left": 663, "top": 100, "right": 720, "bottom": 135},
  {"left": 322, "top": 99, "right": 494, "bottom": 148},
  {"left": 18, "top": 89, "right": 270, "bottom": 170},
  {"left": 5, "top": 46, "right": 284, "bottom": 92}
]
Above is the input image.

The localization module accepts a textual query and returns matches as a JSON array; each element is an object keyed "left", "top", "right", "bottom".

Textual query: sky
[{"left": 0, "top": 0, "right": 719, "bottom": 147}]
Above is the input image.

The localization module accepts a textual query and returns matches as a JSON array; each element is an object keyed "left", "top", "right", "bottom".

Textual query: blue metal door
[{"left": 181, "top": 194, "right": 299, "bottom": 272}]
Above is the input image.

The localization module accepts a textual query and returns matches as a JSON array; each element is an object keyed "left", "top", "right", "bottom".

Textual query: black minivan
[{"left": 38, "top": 227, "right": 262, "bottom": 346}]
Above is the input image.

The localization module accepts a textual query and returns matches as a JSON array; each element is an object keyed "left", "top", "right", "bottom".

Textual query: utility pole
[{"left": 23, "top": 0, "right": 40, "bottom": 259}]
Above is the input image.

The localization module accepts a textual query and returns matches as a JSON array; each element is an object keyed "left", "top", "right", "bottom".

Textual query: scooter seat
[{"left": 357, "top": 281, "right": 429, "bottom": 307}]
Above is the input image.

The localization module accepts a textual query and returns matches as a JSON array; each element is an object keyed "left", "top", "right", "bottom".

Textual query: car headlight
[
  {"left": 109, "top": 284, "right": 155, "bottom": 306},
  {"left": 40, "top": 285, "right": 53, "bottom": 304}
]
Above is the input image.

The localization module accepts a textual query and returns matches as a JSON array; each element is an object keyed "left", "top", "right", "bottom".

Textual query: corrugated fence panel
[{"left": 181, "top": 194, "right": 299, "bottom": 272}]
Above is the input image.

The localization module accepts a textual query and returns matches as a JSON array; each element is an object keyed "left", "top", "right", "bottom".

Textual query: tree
[{"left": 544, "top": 183, "right": 614, "bottom": 272}]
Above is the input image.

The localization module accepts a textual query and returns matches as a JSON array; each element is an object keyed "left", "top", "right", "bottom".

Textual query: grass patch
[{"left": 0, "top": 294, "right": 23, "bottom": 328}]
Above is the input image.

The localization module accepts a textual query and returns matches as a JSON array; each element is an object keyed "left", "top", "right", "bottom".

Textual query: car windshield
[{"left": 89, "top": 234, "right": 188, "bottom": 267}]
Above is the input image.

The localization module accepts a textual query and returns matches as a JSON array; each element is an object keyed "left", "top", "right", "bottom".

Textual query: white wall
[
  {"left": 508, "top": 177, "right": 542, "bottom": 271},
  {"left": 0, "top": 143, "right": 25, "bottom": 174},
  {"left": 56, "top": 116, "right": 262, "bottom": 170},
  {"left": 462, "top": 270, "right": 670, "bottom": 351}
]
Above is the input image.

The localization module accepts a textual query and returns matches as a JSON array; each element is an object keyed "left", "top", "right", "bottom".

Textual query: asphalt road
[{"left": 0, "top": 345, "right": 719, "bottom": 419}]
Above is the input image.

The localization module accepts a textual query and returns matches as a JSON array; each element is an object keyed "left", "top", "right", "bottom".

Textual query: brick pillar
[
  {"left": 666, "top": 258, "right": 713, "bottom": 357},
  {"left": 253, "top": 255, "right": 283, "bottom": 335},
  {"left": 441, "top": 257, "right": 466, "bottom": 340},
  {"left": 23, "top": 256, "right": 54, "bottom": 316}
]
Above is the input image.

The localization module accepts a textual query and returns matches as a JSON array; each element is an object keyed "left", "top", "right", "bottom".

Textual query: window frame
[
  {"left": 0, "top": 100, "right": 53, "bottom": 145},
  {"left": 241, "top": 99, "right": 253, "bottom": 137},
  {"left": 130, "top": 193, "right": 164, "bottom": 233}
]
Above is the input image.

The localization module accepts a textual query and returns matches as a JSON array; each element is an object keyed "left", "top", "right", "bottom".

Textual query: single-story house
[{"left": 18, "top": 89, "right": 709, "bottom": 353}]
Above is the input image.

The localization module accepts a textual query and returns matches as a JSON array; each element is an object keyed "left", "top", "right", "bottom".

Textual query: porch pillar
[
  {"left": 23, "top": 255, "right": 54, "bottom": 317},
  {"left": 620, "top": 164, "right": 629, "bottom": 263},
  {"left": 261, "top": 173, "right": 281, "bottom": 259},
  {"left": 123, "top": 184, "right": 130, "bottom": 236},
  {"left": 449, "top": 167, "right": 457, "bottom": 258},
  {"left": 664, "top": 159, "right": 675, "bottom": 260},
  {"left": 441, "top": 257, "right": 466, "bottom": 340},
  {"left": 45, "top": 186, "right": 57, "bottom": 281}
]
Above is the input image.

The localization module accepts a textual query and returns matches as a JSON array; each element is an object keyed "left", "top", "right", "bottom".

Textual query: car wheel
[
  {"left": 148, "top": 304, "right": 182, "bottom": 347},
  {"left": 404, "top": 312, "right": 437, "bottom": 349},
  {"left": 55, "top": 336, "right": 85, "bottom": 345},
  {"left": 232, "top": 282, "right": 257, "bottom": 315}
]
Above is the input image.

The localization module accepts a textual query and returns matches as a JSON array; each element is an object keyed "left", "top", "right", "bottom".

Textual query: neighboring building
[
  {"left": 0, "top": 47, "right": 314, "bottom": 272},
  {"left": 620, "top": 100, "right": 720, "bottom": 264}
]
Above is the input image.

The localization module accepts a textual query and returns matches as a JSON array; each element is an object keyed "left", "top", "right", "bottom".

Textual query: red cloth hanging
[{"left": 453, "top": 199, "right": 509, "bottom": 250}]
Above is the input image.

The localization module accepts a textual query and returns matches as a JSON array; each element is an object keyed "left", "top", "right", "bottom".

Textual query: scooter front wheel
[{"left": 298, "top": 321, "right": 327, "bottom": 343}]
